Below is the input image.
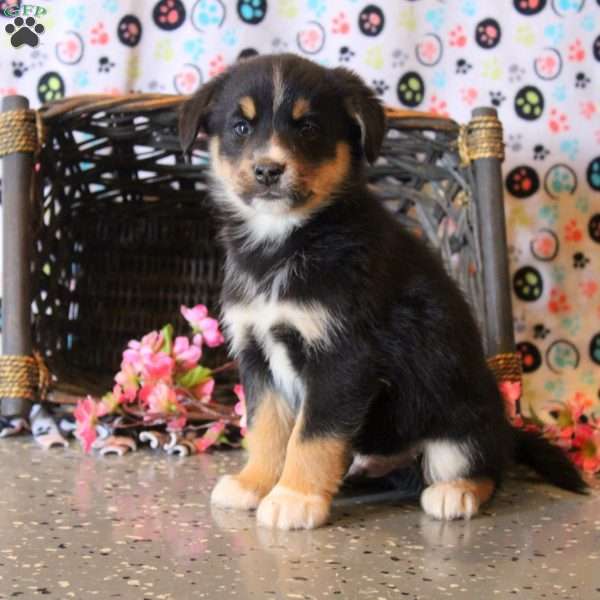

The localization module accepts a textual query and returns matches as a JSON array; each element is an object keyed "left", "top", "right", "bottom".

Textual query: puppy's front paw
[
  {"left": 256, "top": 485, "right": 330, "bottom": 530},
  {"left": 420, "top": 481, "right": 480, "bottom": 520},
  {"left": 211, "top": 475, "right": 263, "bottom": 510}
]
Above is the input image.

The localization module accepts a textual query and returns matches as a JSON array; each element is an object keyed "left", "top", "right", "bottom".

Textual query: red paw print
[
  {"left": 449, "top": 25, "right": 467, "bottom": 48},
  {"left": 332, "top": 12, "right": 350, "bottom": 34},
  {"left": 428, "top": 95, "right": 449, "bottom": 118},
  {"left": 580, "top": 281, "right": 598, "bottom": 299},
  {"left": 460, "top": 87, "right": 478, "bottom": 106},
  {"left": 548, "top": 288, "right": 570, "bottom": 314},
  {"left": 103, "top": 87, "right": 122, "bottom": 96},
  {"left": 548, "top": 108, "right": 569, "bottom": 133},
  {"left": 580, "top": 101, "right": 596, "bottom": 120},
  {"left": 564, "top": 219, "right": 582, "bottom": 242},
  {"left": 208, "top": 54, "right": 226, "bottom": 78},
  {"left": 568, "top": 39, "right": 585, "bottom": 62},
  {"left": 91, "top": 22, "right": 109, "bottom": 45}
]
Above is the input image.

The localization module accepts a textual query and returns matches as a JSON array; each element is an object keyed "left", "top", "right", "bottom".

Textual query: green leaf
[
  {"left": 160, "top": 324, "right": 174, "bottom": 355},
  {"left": 177, "top": 365, "right": 212, "bottom": 388}
]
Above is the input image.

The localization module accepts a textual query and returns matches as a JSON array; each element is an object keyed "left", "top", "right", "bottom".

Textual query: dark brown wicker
[{"left": 0, "top": 94, "right": 513, "bottom": 406}]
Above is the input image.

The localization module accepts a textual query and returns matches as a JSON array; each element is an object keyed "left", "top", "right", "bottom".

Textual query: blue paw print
[
  {"left": 550, "top": 166, "right": 575, "bottom": 195},
  {"left": 222, "top": 28, "right": 237, "bottom": 46},
  {"left": 308, "top": 0, "right": 326, "bottom": 18},
  {"left": 238, "top": 0, "right": 267, "bottom": 24},
  {"left": 73, "top": 70, "right": 89, "bottom": 88},
  {"left": 184, "top": 38, "right": 205, "bottom": 61},
  {"left": 551, "top": 264, "right": 566, "bottom": 284},
  {"left": 559, "top": 139, "right": 579, "bottom": 161},
  {"left": 102, "top": 0, "right": 118, "bottom": 13},
  {"left": 432, "top": 70, "right": 446, "bottom": 89},
  {"left": 461, "top": 0, "right": 477, "bottom": 16},
  {"left": 66, "top": 5, "right": 86, "bottom": 28},
  {"left": 588, "top": 157, "right": 600, "bottom": 191},
  {"left": 193, "top": 0, "right": 225, "bottom": 28},
  {"left": 555, "top": 0, "right": 582, "bottom": 13},
  {"left": 581, "top": 14, "right": 595, "bottom": 32},
  {"left": 553, "top": 84, "right": 567, "bottom": 102},
  {"left": 544, "top": 23, "right": 564, "bottom": 45},
  {"left": 539, "top": 204, "right": 558, "bottom": 224},
  {"left": 425, "top": 8, "right": 445, "bottom": 31}
]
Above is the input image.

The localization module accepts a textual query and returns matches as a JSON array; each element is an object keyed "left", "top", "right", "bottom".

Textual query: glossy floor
[{"left": 1, "top": 438, "right": 599, "bottom": 599}]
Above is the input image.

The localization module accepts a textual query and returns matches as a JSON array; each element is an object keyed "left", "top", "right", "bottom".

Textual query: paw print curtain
[{"left": 0, "top": 0, "right": 598, "bottom": 418}]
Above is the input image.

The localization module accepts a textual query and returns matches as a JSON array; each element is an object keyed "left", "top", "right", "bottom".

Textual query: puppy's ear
[
  {"left": 178, "top": 72, "right": 229, "bottom": 155},
  {"left": 332, "top": 67, "right": 386, "bottom": 164}
]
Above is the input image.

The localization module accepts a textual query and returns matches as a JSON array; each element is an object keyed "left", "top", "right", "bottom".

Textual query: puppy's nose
[{"left": 254, "top": 161, "right": 285, "bottom": 186}]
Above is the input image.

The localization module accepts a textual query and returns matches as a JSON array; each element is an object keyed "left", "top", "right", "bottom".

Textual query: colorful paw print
[
  {"left": 568, "top": 38, "right": 585, "bottom": 62},
  {"left": 397, "top": 72, "right": 424, "bottom": 107},
  {"left": 428, "top": 95, "right": 449, "bottom": 118},
  {"left": 37, "top": 72, "right": 65, "bottom": 103},
  {"left": 448, "top": 25, "right": 467, "bottom": 48},
  {"left": 117, "top": 15, "right": 142, "bottom": 47},
  {"left": 208, "top": 54, "right": 226, "bottom": 77},
  {"left": 548, "top": 288, "right": 571, "bottom": 314},
  {"left": 192, "top": 0, "right": 226, "bottom": 29},
  {"left": 515, "top": 85, "right": 544, "bottom": 120},
  {"left": 460, "top": 87, "right": 478, "bottom": 106},
  {"left": 513, "top": 266, "right": 543, "bottom": 302},
  {"left": 359, "top": 5, "right": 385, "bottom": 37},
  {"left": 331, "top": 11, "right": 350, "bottom": 34},
  {"left": 153, "top": 0, "right": 186, "bottom": 30},
  {"left": 308, "top": 0, "right": 326, "bottom": 18},
  {"left": 506, "top": 166, "right": 540, "bottom": 198},
  {"left": 90, "top": 22, "right": 109, "bottom": 45},
  {"left": 238, "top": 0, "right": 267, "bottom": 25},
  {"left": 564, "top": 219, "right": 583, "bottom": 242},
  {"left": 587, "top": 157, "right": 600, "bottom": 191},
  {"left": 475, "top": 18, "right": 501, "bottom": 49},
  {"left": 548, "top": 108, "right": 570, "bottom": 133}
]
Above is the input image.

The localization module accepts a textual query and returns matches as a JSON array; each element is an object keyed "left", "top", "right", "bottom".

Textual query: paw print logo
[
  {"left": 568, "top": 39, "right": 585, "bottom": 62},
  {"left": 37, "top": 72, "right": 65, "bottom": 104},
  {"left": 396, "top": 72, "right": 424, "bottom": 107},
  {"left": 118, "top": 15, "right": 142, "bottom": 47},
  {"left": 533, "top": 48, "right": 562, "bottom": 81},
  {"left": 548, "top": 289, "right": 570, "bottom": 313},
  {"left": 91, "top": 22, "right": 109, "bottom": 45},
  {"left": 489, "top": 91, "right": 506, "bottom": 107},
  {"left": 588, "top": 214, "right": 600, "bottom": 243},
  {"left": 173, "top": 64, "right": 202, "bottom": 95},
  {"left": 587, "top": 157, "right": 600, "bottom": 192},
  {"left": 297, "top": 22, "right": 326, "bottom": 55},
  {"left": 153, "top": 0, "right": 187, "bottom": 30},
  {"left": 371, "top": 79, "right": 389, "bottom": 96},
  {"left": 449, "top": 25, "right": 467, "bottom": 48},
  {"left": 548, "top": 108, "right": 569, "bottom": 133},
  {"left": 11, "top": 60, "right": 27, "bottom": 78},
  {"left": 546, "top": 340, "right": 579, "bottom": 374},
  {"left": 575, "top": 72, "right": 590, "bottom": 89},
  {"left": 515, "top": 85, "right": 544, "bottom": 120},
  {"left": 544, "top": 164, "right": 577, "bottom": 198},
  {"left": 192, "top": 0, "right": 226, "bottom": 29},
  {"left": 475, "top": 18, "right": 501, "bottom": 49},
  {"left": 505, "top": 166, "right": 540, "bottom": 199},
  {"left": 358, "top": 5, "right": 385, "bottom": 37},
  {"left": 237, "top": 0, "right": 267, "bottom": 25},
  {"left": 455, "top": 58, "right": 472, "bottom": 74},
  {"left": 533, "top": 144, "right": 549, "bottom": 160},
  {"left": 533, "top": 323, "right": 550, "bottom": 340},
  {"left": 5, "top": 16, "right": 45, "bottom": 48},
  {"left": 339, "top": 46, "right": 355, "bottom": 63},
  {"left": 460, "top": 87, "right": 478, "bottom": 106},
  {"left": 513, "top": 266, "right": 543, "bottom": 302},
  {"left": 332, "top": 12, "right": 350, "bottom": 34},
  {"left": 415, "top": 33, "right": 443, "bottom": 66},
  {"left": 564, "top": 219, "right": 583, "bottom": 242},
  {"left": 572, "top": 252, "right": 589, "bottom": 269},
  {"left": 516, "top": 341, "right": 542, "bottom": 373},
  {"left": 428, "top": 95, "right": 449, "bottom": 118},
  {"left": 208, "top": 54, "right": 226, "bottom": 77},
  {"left": 98, "top": 56, "right": 115, "bottom": 73}
]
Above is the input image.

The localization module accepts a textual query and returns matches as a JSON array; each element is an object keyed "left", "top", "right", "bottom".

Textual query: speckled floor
[{"left": 1, "top": 438, "right": 600, "bottom": 599}]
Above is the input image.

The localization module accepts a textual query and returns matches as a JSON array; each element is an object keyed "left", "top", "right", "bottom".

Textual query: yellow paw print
[
  {"left": 277, "top": 0, "right": 298, "bottom": 18},
  {"left": 365, "top": 46, "right": 384, "bottom": 70},
  {"left": 515, "top": 24, "right": 535, "bottom": 47},
  {"left": 482, "top": 57, "right": 503, "bottom": 80},
  {"left": 154, "top": 39, "right": 174, "bottom": 62},
  {"left": 508, "top": 205, "right": 533, "bottom": 230},
  {"left": 127, "top": 55, "right": 140, "bottom": 81},
  {"left": 398, "top": 7, "right": 416, "bottom": 32}
]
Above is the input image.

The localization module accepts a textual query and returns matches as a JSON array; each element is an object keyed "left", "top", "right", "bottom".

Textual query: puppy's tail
[{"left": 513, "top": 428, "right": 588, "bottom": 493}]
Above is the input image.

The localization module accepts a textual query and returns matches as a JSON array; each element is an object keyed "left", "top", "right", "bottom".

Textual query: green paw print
[
  {"left": 155, "top": 39, "right": 174, "bottom": 61},
  {"left": 37, "top": 72, "right": 65, "bottom": 103},
  {"left": 365, "top": 46, "right": 384, "bottom": 70},
  {"left": 515, "top": 86, "right": 544, "bottom": 120},
  {"left": 398, "top": 7, "right": 417, "bottom": 32},
  {"left": 482, "top": 57, "right": 502, "bottom": 80},
  {"left": 515, "top": 24, "right": 535, "bottom": 47},
  {"left": 277, "top": 0, "right": 298, "bottom": 18},
  {"left": 397, "top": 72, "right": 424, "bottom": 107},
  {"left": 560, "top": 315, "right": 581, "bottom": 336}
]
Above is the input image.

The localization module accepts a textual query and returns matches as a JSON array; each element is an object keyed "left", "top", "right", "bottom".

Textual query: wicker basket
[{"left": 0, "top": 94, "right": 516, "bottom": 414}]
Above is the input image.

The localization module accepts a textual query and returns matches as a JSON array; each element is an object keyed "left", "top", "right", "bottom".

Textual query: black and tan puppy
[{"left": 179, "top": 54, "right": 585, "bottom": 530}]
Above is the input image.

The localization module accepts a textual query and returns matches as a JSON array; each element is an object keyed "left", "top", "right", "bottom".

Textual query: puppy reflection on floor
[{"left": 179, "top": 53, "right": 586, "bottom": 530}]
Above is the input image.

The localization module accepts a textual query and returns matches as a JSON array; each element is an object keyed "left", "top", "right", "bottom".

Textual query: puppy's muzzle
[{"left": 254, "top": 161, "right": 286, "bottom": 187}]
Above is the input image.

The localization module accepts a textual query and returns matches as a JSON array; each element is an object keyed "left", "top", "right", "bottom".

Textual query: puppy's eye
[
  {"left": 299, "top": 120, "right": 319, "bottom": 137},
  {"left": 233, "top": 120, "right": 252, "bottom": 137}
]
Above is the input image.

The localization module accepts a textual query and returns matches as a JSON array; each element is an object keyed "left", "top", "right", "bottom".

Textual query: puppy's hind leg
[{"left": 420, "top": 439, "right": 495, "bottom": 520}]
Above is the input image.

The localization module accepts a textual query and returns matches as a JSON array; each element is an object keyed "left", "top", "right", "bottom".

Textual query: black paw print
[
  {"left": 575, "top": 72, "right": 590, "bottom": 89},
  {"left": 5, "top": 16, "right": 45, "bottom": 48},
  {"left": 98, "top": 56, "right": 115, "bottom": 73},
  {"left": 533, "top": 323, "right": 550, "bottom": 339},
  {"left": 533, "top": 144, "right": 550, "bottom": 160},
  {"left": 372, "top": 79, "right": 389, "bottom": 96},
  {"left": 508, "top": 64, "right": 525, "bottom": 83},
  {"left": 489, "top": 90, "right": 506, "bottom": 107},
  {"left": 339, "top": 46, "right": 355, "bottom": 62},
  {"left": 11, "top": 60, "right": 28, "bottom": 78},
  {"left": 392, "top": 49, "right": 408, "bottom": 68},
  {"left": 573, "top": 252, "right": 589, "bottom": 268},
  {"left": 456, "top": 58, "right": 472, "bottom": 74}
]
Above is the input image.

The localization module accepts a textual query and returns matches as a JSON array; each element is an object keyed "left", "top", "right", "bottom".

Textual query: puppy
[{"left": 179, "top": 54, "right": 586, "bottom": 530}]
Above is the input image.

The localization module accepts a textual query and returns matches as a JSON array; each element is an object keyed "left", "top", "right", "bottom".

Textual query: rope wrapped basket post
[{"left": 0, "top": 93, "right": 520, "bottom": 451}]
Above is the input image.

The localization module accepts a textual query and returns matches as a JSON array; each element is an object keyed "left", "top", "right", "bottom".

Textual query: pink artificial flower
[
  {"left": 146, "top": 382, "right": 179, "bottom": 415},
  {"left": 499, "top": 380, "right": 521, "bottom": 420},
  {"left": 74, "top": 396, "right": 107, "bottom": 453},
  {"left": 114, "top": 362, "right": 138, "bottom": 402},
  {"left": 233, "top": 384, "right": 247, "bottom": 435},
  {"left": 167, "top": 414, "right": 188, "bottom": 432},
  {"left": 546, "top": 391, "right": 594, "bottom": 442},
  {"left": 102, "top": 385, "right": 125, "bottom": 413},
  {"left": 123, "top": 331, "right": 164, "bottom": 373},
  {"left": 141, "top": 351, "right": 175, "bottom": 385},
  {"left": 173, "top": 336, "right": 202, "bottom": 370},
  {"left": 195, "top": 421, "right": 226, "bottom": 452},
  {"left": 571, "top": 424, "right": 600, "bottom": 474},
  {"left": 192, "top": 377, "right": 215, "bottom": 403},
  {"left": 181, "top": 305, "right": 224, "bottom": 347}
]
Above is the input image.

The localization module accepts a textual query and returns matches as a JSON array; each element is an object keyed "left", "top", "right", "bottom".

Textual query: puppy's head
[{"left": 179, "top": 54, "right": 385, "bottom": 218}]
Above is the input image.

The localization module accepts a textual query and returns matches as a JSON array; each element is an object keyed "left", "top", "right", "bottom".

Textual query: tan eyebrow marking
[
  {"left": 273, "top": 62, "right": 285, "bottom": 113},
  {"left": 239, "top": 96, "right": 256, "bottom": 120},
  {"left": 292, "top": 98, "right": 310, "bottom": 120}
]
